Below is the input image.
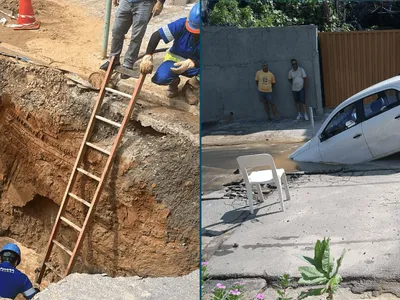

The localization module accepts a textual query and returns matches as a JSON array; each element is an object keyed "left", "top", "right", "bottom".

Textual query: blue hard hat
[
  {"left": 186, "top": 3, "right": 200, "bottom": 34},
  {"left": 1, "top": 243, "right": 21, "bottom": 266}
]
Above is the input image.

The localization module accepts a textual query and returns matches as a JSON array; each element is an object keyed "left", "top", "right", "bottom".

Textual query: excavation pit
[{"left": 0, "top": 56, "right": 200, "bottom": 287}]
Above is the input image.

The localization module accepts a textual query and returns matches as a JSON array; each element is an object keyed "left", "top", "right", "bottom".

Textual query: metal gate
[{"left": 319, "top": 30, "right": 400, "bottom": 107}]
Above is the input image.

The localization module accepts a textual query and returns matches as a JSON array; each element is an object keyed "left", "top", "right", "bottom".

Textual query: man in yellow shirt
[{"left": 255, "top": 63, "right": 278, "bottom": 121}]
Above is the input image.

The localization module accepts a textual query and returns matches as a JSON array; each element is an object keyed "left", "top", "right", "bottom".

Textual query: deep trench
[{"left": 0, "top": 57, "right": 200, "bottom": 286}]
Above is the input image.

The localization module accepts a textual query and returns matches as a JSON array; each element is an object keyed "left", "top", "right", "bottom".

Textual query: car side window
[
  {"left": 322, "top": 102, "right": 359, "bottom": 140},
  {"left": 363, "top": 89, "right": 400, "bottom": 120}
]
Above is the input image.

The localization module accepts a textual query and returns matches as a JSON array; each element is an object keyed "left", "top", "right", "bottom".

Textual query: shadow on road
[{"left": 202, "top": 199, "right": 288, "bottom": 237}]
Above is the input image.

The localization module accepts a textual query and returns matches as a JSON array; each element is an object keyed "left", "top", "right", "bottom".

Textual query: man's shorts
[
  {"left": 258, "top": 91, "right": 274, "bottom": 104},
  {"left": 292, "top": 88, "right": 305, "bottom": 104}
]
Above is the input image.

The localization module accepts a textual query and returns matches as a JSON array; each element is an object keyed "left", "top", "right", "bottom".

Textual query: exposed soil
[
  {"left": 0, "top": 0, "right": 19, "bottom": 11},
  {"left": 0, "top": 57, "right": 199, "bottom": 282},
  {"left": 0, "top": 0, "right": 105, "bottom": 76}
]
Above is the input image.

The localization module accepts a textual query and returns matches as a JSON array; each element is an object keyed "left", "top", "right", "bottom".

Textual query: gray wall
[{"left": 202, "top": 25, "right": 323, "bottom": 123}]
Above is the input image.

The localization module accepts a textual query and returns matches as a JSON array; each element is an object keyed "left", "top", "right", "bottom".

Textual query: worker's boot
[
  {"left": 166, "top": 77, "right": 180, "bottom": 98},
  {"left": 182, "top": 77, "right": 199, "bottom": 105},
  {"left": 100, "top": 56, "right": 120, "bottom": 71}
]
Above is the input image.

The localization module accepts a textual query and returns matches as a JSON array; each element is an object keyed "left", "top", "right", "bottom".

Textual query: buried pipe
[
  {"left": 102, "top": 0, "right": 113, "bottom": 59},
  {"left": 309, "top": 106, "right": 315, "bottom": 136}
]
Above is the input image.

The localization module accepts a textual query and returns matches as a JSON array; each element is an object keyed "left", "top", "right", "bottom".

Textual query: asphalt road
[{"left": 202, "top": 142, "right": 400, "bottom": 298}]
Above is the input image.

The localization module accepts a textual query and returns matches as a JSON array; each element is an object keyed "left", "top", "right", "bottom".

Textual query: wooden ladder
[{"left": 35, "top": 56, "right": 146, "bottom": 284}]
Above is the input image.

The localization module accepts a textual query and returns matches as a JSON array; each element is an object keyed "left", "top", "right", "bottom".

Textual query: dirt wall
[{"left": 0, "top": 57, "right": 199, "bottom": 279}]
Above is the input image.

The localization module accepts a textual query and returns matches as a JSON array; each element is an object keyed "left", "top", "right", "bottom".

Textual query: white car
[{"left": 290, "top": 76, "right": 400, "bottom": 164}]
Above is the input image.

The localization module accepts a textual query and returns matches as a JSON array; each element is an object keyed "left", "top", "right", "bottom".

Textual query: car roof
[
  {"left": 337, "top": 76, "right": 400, "bottom": 110},
  {"left": 317, "top": 76, "right": 400, "bottom": 135}
]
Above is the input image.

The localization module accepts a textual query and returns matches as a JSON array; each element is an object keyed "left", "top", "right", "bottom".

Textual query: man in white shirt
[{"left": 288, "top": 59, "right": 309, "bottom": 120}]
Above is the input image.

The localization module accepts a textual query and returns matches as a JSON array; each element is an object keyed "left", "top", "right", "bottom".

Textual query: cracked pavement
[{"left": 202, "top": 144, "right": 400, "bottom": 298}]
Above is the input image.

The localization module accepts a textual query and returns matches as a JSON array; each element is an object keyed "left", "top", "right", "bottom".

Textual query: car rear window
[{"left": 363, "top": 89, "right": 400, "bottom": 119}]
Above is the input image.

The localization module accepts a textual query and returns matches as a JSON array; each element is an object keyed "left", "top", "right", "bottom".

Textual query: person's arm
[
  {"left": 152, "top": 0, "right": 165, "bottom": 17},
  {"left": 288, "top": 70, "right": 292, "bottom": 83},
  {"left": 21, "top": 276, "right": 38, "bottom": 300},
  {"left": 140, "top": 30, "right": 163, "bottom": 74},
  {"left": 302, "top": 68, "right": 307, "bottom": 88},
  {"left": 146, "top": 18, "right": 183, "bottom": 55},
  {"left": 271, "top": 74, "right": 276, "bottom": 89},
  {"left": 145, "top": 31, "right": 162, "bottom": 55},
  {"left": 255, "top": 72, "right": 259, "bottom": 87}
]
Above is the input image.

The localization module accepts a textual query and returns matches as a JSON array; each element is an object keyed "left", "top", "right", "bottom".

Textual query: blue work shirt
[
  {"left": 158, "top": 17, "right": 200, "bottom": 62},
  {"left": 0, "top": 262, "right": 37, "bottom": 299}
]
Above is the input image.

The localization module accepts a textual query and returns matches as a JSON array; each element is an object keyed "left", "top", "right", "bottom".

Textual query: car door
[
  {"left": 361, "top": 89, "right": 400, "bottom": 158},
  {"left": 318, "top": 100, "right": 374, "bottom": 164}
]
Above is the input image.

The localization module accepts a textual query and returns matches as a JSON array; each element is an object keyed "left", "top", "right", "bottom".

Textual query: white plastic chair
[{"left": 237, "top": 154, "right": 290, "bottom": 214}]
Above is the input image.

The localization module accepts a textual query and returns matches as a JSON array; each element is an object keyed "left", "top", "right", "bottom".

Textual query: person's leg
[
  {"left": 302, "top": 103, "right": 308, "bottom": 116},
  {"left": 258, "top": 92, "right": 270, "bottom": 120},
  {"left": 299, "top": 88, "right": 309, "bottom": 120},
  {"left": 182, "top": 75, "right": 200, "bottom": 105},
  {"left": 263, "top": 101, "right": 271, "bottom": 119},
  {"left": 266, "top": 92, "right": 278, "bottom": 120},
  {"left": 296, "top": 102, "right": 301, "bottom": 113},
  {"left": 152, "top": 60, "right": 181, "bottom": 97},
  {"left": 293, "top": 91, "right": 302, "bottom": 119},
  {"left": 182, "top": 67, "right": 200, "bottom": 78},
  {"left": 109, "top": 0, "right": 134, "bottom": 61},
  {"left": 270, "top": 103, "right": 279, "bottom": 120},
  {"left": 152, "top": 60, "right": 179, "bottom": 85},
  {"left": 123, "top": 0, "right": 154, "bottom": 69}
]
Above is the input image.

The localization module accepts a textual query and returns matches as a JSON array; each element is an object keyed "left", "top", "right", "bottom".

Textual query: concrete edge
[
  {"left": 201, "top": 135, "right": 310, "bottom": 146},
  {"left": 117, "top": 80, "right": 199, "bottom": 116}
]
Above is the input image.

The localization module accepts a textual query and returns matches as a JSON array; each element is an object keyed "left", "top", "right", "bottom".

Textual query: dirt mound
[{"left": 0, "top": 57, "right": 199, "bottom": 280}]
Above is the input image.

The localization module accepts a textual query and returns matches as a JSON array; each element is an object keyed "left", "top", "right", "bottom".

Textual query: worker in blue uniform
[
  {"left": 140, "top": 2, "right": 200, "bottom": 105},
  {"left": 0, "top": 243, "right": 38, "bottom": 299}
]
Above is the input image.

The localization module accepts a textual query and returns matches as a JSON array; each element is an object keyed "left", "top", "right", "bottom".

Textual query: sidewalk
[
  {"left": 202, "top": 116, "right": 326, "bottom": 146},
  {"left": 202, "top": 169, "right": 400, "bottom": 297}
]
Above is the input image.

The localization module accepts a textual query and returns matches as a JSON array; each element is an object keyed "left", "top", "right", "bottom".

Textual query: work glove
[
  {"left": 170, "top": 59, "right": 195, "bottom": 75},
  {"left": 152, "top": 1, "right": 164, "bottom": 17},
  {"left": 113, "top": 0, "right": 119, "bottom": 6},
  {"left": 140, "top": 55, "right": 153, "bottom": 74}
]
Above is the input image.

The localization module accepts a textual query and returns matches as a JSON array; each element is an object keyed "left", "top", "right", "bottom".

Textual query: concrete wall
[{"left": 201, "top": 25, "right": 323, "bottom": 123}]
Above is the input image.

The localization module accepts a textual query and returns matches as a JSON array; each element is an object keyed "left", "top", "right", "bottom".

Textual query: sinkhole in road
[
  {"left": 202, "top": 141, "right": 400, "bottom": 194},
  {"left": 0, "top": 56, "right": 200, "bottom": 289},
  {"left": 201, "top": 142, "right": 302, "bottom": 193}
]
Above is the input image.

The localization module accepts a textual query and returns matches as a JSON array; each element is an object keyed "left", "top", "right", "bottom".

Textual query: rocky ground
[{"left": 33, "top": 270, "right": 199, "bottom": 300}]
